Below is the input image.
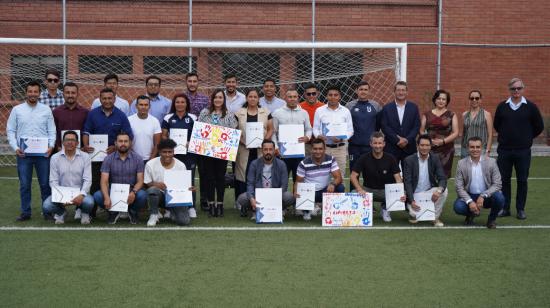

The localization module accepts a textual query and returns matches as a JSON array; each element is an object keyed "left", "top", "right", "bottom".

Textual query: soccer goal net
[{"left": 0, "top": 38, "right": 407, "bottom": 166}]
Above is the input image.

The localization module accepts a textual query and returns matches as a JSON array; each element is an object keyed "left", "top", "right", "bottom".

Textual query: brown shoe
[{"left": 486, "top": 220, "right": 497, "bottom": 229}]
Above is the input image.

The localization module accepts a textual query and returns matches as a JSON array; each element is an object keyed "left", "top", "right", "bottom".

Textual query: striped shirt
[
  {"left": 100, "top": 150, "right": 144, "bottom": 187},
  {"left": 462, "top": 108, "right": 487, "bottom": 149},
  {"left": 296, "top": 154, "right": 339, "bottom": 191},
  {"left": 49, "top": 149, "right": 92, "bottom": 195}
]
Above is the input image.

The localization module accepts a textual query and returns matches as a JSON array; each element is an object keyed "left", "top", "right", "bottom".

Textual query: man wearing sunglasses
[
  {"left": 493, "top": 78, "right": 543, "bottom": 220},
  {"left": 300, "top": 83, "right": 324, "bottom": 155},
  {"left": 39, "top": 68, "right": 64, "bottom": 109}
]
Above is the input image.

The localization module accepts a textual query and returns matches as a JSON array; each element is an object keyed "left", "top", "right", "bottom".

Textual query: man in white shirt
[
  {"left": 144, "top": 139, "right": 195, "bottom": 226},
  {"left": 454, "top": 136, "right": 505, "bottom": 229},
  {"left": 224, "top": 73, "right": 246, "bottom": 113},
  {"left": 312, "top": 85, "right": 354, "bottom": 177},
  {"left": 259, "top": 78, "right": 285, "bottom": 113},
  {"left": 128, "top": 95, "right": 161, "bottom": 162},
  {"left": 90, "top": 73, "right": 130, "bottom": 115}
]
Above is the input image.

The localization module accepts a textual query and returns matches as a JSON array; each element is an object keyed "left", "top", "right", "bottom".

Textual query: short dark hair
[
  {"left": 469, "top": 90, "right": 482, "bottom": 99},
  {"left": 357, "top": 80, "right": 370, "bottom": 88},
  {"left": 263, "top": 78, "right": 276, "bottom": 85},
  {"left": 26, "top": 80, "right": 41, "bottom": 91},
  {"left": 417, "top": 134, "right": 432, "bottom": 145},
  {"left": 44, "top": 68, "right": 61, "bottom": 79},
  {"left": 63, "top": 81, "right": 79, "bottom": 91},
  {"left": 326, "top": 85, "right": 341, "bottom": 94},
  {"left": 223, "top": 73, "right": 237, "bottom": 82},
  {"left": 303, "top": 83, "right": 317, "bottom": 91},
  {"left": 157, "top": 138, "right": 177, "bottom": 151},
  {"left": 310, "top": 138, "right": 326, "bottom": 147},
  {"left": 146, "top": 75, "right": 161, "bottom": 86},
  {"left": 432, "top": 89, "right": 451, "bottom": 106},
  {"left": 136, "top": 95, "right": 150, "bottom": 105},
  {"left": 116, "top": 131, "right": 131, "bottom": 141},
  {"left": 370, "top": 131, "right": 385, "bottom": 142},
  {"left": 261, "top": 139, "right": 275, "bottom": 148},
  {"left": 394, "top": 81, "right": 408, "bottom": 91},
  {"left": 170, "top": 93, "right": 191, "bottom": 114},
  {"left": 186, "top": 72, "right": 199, "bottom": 80},
  {"left": 468, "top": 136, "right": 483, "bottom": 144},
  {"left": 100, "top": 87, "right": 115, "bottom": 96},
  {"left": 104, "top": 73, "right": 119, "bottom": 84},
  {"left": 62, "top": 130, "right": 79, "bottom": 142}
]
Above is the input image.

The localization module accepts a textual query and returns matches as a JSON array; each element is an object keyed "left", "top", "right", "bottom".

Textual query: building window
[
  {"left": 143, "top": 56, "right": 196, "bottom": 74},
  {"left": 221, "top": 53, "right": 280, "bottom": 90},
  {"left": 10, "top": 55, "right": 63, "bottom": 101},
  {"left": 78, "top": 55, "right": 133, "bottom": 74}
]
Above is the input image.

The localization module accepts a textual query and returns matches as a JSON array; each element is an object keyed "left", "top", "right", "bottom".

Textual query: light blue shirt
[
  {"left": 415, "top": 155, "right": 431, "bottom": 193},
  {"left": 469, "top": 157, "right": 487, "bottom": 194},
  {"left": 505, "top": 96, "right": 527, "bottom": 111},
  {"left": 50, "top": 149, "right": 92, "bottom": 195},
  {"left": 259, "top": 96, "right": 286, "bottom": 113},
  {"left": 7, "top": 101, "right": 56, "bottom": 151},
  {"left": 129, "top": 94, "right": 172, "bottom": 124}
]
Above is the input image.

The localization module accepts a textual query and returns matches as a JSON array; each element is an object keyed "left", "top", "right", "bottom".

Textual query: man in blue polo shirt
[
  {"left": 130, "top": 75, "right": 172, "bottom": 124},
  {"left": 82, "top": 88, "right": 133, "bottom": 203}
]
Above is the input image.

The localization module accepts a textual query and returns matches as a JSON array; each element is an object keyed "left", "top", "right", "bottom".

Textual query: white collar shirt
[{"left": 505, "top": 96, "right": 527, "bottom": 111}]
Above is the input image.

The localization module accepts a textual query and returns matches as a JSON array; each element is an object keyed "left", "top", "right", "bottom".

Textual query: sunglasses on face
[
  {"left": 469, "top": 97, "right": 481, "bottom": 101},
  {"left": 509, "top": 87, "right": 524, "bottom": 91},
  {"left": 47, "top": 78, "right": 60, "bottom": 83},
  {"left": 305, "top": 92, "right": 317, "bottom": 96}
]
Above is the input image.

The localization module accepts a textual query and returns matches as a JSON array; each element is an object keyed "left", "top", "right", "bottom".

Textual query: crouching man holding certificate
[
  {"left": 93, "top": 132, "right": 147, "bottom": 225},
  {"left": 144, "top": 139, "right": 195, "bottom": 227},
  {"left": 42, "top": 131, "right": 95, "bottom": 225},
  {"left": 236, "top": 140, "right": 295, "bottom": 219}
]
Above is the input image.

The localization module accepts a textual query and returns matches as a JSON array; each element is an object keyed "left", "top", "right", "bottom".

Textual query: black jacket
[{"left": 402, "top": 153, "right": 447, "bottom": 202}]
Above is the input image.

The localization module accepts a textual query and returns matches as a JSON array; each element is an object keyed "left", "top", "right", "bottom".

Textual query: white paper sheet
[
  {"left": 413, "top": 191, "right": 436, "bottom": 221},
  {"left": 296, "top": 183, "right": 316, "bottom": 211},
  {"left": 51, "top": 186, "right": 82, "bottom": 204},
  {"left": 255, "top": 188, "right": 282, "bottom": 223},
  {"left": 109, "top": 183, "right": 129, "bottom": 212},
  {"left": 89, "top": 134, "right": 108, "bottom": 162},
  {"left": 170, "top": 128, "right": 188, "bottom": 155},
  {"left": 61, "top": 130, "right": 81, "bottom": 149},
  {"left": 20, "top": 137, "right": 48, "bottom": 156},
  {"left": 323, "top": 122, "right": 348, "bottom": 139},
  {"left": 245, "top": 122, "right": 264, "bottom": 149},
  {"left": 278, "top": 124, "right": 305, "bottom": 158},
  {"left": 164, "top": 169, "right": 193, "bottom": 206},
  {"left": 385, "top": 183, "right": 405, "bottom": 211}
]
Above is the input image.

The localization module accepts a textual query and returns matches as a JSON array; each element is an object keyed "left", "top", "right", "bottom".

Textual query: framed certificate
[
  {"left": 245, "top": 122, "right": 264, "bottom": 149},
  {"left": 413, "top": 191, "right": 436, "bottom": 221},
  {"left": 296, "top": 183, "right": 316, "bottom": 211},
  {"left": 278, "top": 124, "right": 305, "bottom": 158},
  {"left": 385, "top": 183, "right": 405, "bottom": 211},
  {"left": 164, "top": 169, "right": 193, "bottom": 207},
  {"left": 255, "top": 188, "right": 283, "bottom": 224},
  {"left": 19, "top": 137, "right": 48, "bottom": 156},
  {"left": 90, "top": 134, "right": 108, "bottom": 162},
  {"left": 51, "top": 186, "right": 81, "bottom": 204},
  {"left": 110, "top": 183, "right": 130, "bottom": 212},
  {"left": 322, "top": 122, "right": 347, "bottom": 139},
  {"left": 170, "top": 128, "right": 188, "bottom": 155}
]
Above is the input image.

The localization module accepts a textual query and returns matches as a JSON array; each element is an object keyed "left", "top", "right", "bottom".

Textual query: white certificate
[
  {"left": 170, "top": 129, "right": 188, "bottom": 155},
  {"left": 51, "top": 186, "right": 82, "bottom": 204},
  {"left": 385, "top": 183, "right": 405, "bottom": 211},
  {"left": 413, "top": 191, "right": 436, "bottom": 221},
  {"left": 255, "top": 188, "right": 282, "bottom": 223},
  {"left": 323, "top": 122, "right": 348, "bottom": 139},
  {"left": 164, "top": 169, "right": 193, "bottom": 207},
  {"left": 110, "top": 183, "right": 129, "bottom": 212},
  {"left": 278, "top": 124, "right": 305, "bottom": 158},
  {"left": 61, "top": 130, "right": 81, "bottom": 149},
  {"left": 90, "top": 134, "right": 108, "bottom": 162},
  {"left": 245, "top": 122, "right": 264, "bottom": 149},
  {"left": 20, "top": 137, "right": 48, "bottom": 156},
  {"left": 296, "top": 183, "right": 316, "bottom": 211}
]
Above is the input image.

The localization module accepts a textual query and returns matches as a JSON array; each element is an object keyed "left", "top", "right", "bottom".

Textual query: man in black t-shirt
[{"left": 350, "top": 131, "right": 404, "bottom": 222}]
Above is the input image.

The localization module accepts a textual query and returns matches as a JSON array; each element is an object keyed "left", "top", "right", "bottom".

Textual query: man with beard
[
  {"left": 236, "top": 140, "right": 295, "bottom": 218},
  {"left": 53, "top": 82, "right": 89, "bottom": 151},
  {"left": 185, "top": 72, "right": 209, "bottom": 117},
  {"left": 259, "top": 78, "right": 285, "bottom": 113},
  {"left": 93, "top": 131, "right": 147, "bottom": 224},
  {"left": 91, "top": 73, "right": 130, "bottom": 115},
  {"left": 130, "top": 75, "right": 171, "bottom": 124},
  {"left": 7, "top": 80, "right": 56, "bottom": 221},
  {"left": 223, "top": 73, "right": 246, "bottom": 113}
]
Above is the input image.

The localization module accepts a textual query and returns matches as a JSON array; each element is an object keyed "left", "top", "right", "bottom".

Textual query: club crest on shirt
[
  {"left": 171, "top": 119, "right": 177, "bottom": 123},
  {"left": 367, "top": 106, "right": 372, "bottom": 112},
  {"left": 354, "top": 108, "right": 360, "bottom": 112},
  {"left": 185, "top": 118, "right": 190, "bottom": 123}
]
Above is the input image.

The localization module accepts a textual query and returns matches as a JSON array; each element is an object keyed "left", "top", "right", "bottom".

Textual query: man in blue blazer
[{"left": 380, "top": 81, "right": 421, "bottom": 166}]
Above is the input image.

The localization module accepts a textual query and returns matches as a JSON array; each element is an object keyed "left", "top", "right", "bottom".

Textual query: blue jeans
[
  {"left": 93, "top": 189, "right": 147, "bottom": 213},
  {"left": 497, "top": 148, "right": 531, "bottom": 211},
  {"left": 16, "top": 156, "right": 50, "bottom": 216},
  {"left": 42, "top": 195, "right": 95, "bottom": 216},
  {"left": 453, "top": 191, "right": 505, "bottom": 222},
  {"left": 315, "top": 184, "right": 346, "bottom": 203}
]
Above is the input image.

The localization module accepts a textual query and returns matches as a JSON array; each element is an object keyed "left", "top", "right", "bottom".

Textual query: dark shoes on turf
[
  {"left": 16, "top": 214, "right": 31, "bottom": 222},
  {"left": 498, "top": 209, "right": 511, "bottom": 217},
  {"left": 486, "top": 220, "right": 497, "bottom": 229},
  {"left": 464, "top": 216, "right": 475, "bottom": 226},
  {"left": 107, "top": 212, "right": 120, "bottom": 225},
  {"left": 516, "top": 210, "right": 527, "bottom": 220}
]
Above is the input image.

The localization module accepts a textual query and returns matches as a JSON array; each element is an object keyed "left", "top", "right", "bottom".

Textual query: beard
[
  {"left": 118, "top": 146, "right": 129, "bottom": 153},
  {"left": 263, "top": 153, "right": 273, "bottom": 162}
]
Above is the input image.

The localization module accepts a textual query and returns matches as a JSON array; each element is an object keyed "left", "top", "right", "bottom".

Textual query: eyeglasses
[
  {"left": 509, "top": 87, "right": 524, "bottom": 91},
  {"left": 63, "top": 139, "right": 78, "bottom": 143},
  {"left": 47, "top": 78, "right": 60, "bottom": 83},
  {"left": 469, "top": 97, "right": 481, "bottom": 101},
  {"left": 305, "top": 92, "right": 317, "bottom": 96}
]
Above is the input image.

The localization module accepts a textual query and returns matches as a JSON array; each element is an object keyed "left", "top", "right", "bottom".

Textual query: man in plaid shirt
[{"left": 39, "top": 68, "right": 64, "bottom": 109}]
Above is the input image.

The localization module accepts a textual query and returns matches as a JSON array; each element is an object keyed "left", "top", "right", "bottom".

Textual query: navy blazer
[
  {"left": 402, "top": 153, "right": 447, "bottom": 202},
  {"left": 380, "top": 101, "right": 420, "bottom": 158}
]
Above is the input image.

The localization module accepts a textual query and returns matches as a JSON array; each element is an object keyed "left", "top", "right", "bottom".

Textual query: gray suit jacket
[
  {"left": 455, "top": 156, "right": 502, "bottom": 203},
  {"left": 402, "top": 153, "right": 447, "bottom": 202}
]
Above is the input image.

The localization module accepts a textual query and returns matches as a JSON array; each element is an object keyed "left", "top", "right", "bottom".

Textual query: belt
[{"left": 326, "top": 143, "right": 346, "bottom": 148}]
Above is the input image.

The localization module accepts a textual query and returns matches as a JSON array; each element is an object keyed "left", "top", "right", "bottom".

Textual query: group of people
[{"left": 7, "top": 68, "right": 544, "bottom": 228}]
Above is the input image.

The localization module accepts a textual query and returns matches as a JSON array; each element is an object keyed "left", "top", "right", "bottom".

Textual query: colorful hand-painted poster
[
  {"left": 188, "top": 121, "right": 241, "bottom": 161},
  {"left": 322, "top": 193, "right": 373, "bottom": 227}
]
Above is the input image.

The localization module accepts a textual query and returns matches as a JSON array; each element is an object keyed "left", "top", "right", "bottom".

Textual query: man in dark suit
[
  {"left": 403, "top": 134, "right": 448, "bottom": 227},
  {"left": 380, "top": 81, "right": 421, "bottom": 166}
]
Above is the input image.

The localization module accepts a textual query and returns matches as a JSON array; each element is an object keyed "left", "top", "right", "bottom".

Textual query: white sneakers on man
[
  {"left": 54, "top": 213, "right": 65, "bottom": 225},
  {"left": 74, "top": 208, "right": 82, "bottom": 220},
  {"left": 189, "top": 208, "right": 197, "bottom": 218},
  {"left": 80, "top": 213, "right": 91, "bottom": 225},
  {"left": 381, "top": 209, "right": 392, "bottom": 222},
  {"left": 147, "top": 214, "right": 160, "bottom": 227}
]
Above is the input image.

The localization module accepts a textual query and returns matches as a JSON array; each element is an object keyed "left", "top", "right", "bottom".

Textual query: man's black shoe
[
  {"left": 200, "top": 200, "right": 210, "bottom": 212},
  {"left": 486, "top": 220, "right": 497, "bottom": 229},
  {"left": 516, "top": 210, "right": 527, "bottom": 220},
  {"left": 107, "top": 212, "right": 120, "bottom": 225},
  {"left": 497, "top": 209, "right": 511, "bottom": 217},
  {"left": 128, "top": 211, "right": 138, "bottom": 225},
  {"left": 43, "top": 213, "right": 54, "bottom": 221},
  {"left": 16, "top": 214, "right": 31, "bottom": 222},
  {"left": 464, "top": 215, "right": 475, "bottom": 226}
]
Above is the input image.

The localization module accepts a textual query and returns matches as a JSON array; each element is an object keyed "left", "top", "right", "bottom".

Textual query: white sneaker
[
  {"left": 312, "top": 203, "right": 322, "bottom": 216},
  {"left": 295, "top": 209, "right": 304, "bottom": 216},
  {"left": 54, "top": 213, "right": 65, "bottom": 225},
  {"left": 189, "top": 208, "right": 197, "bottom": 218},
  {"left": 163, "top": 210, "right": 171, "bottom": 219},
  {"left": 381, "top": 209, "right": 392, "bottom": 222},
  {"left": 119, "top": 212, "right": 129, "bottom": 220},
  {"left": 303, "top": 211, "right": 312, "bottom": 221},
  {"left": 80, "top": 213, "right": 91, "bottom": 225},
  {"left": 74, "top": 208, "right": 82, "bottom": 220},
  {"left": 147, "top": 214, "right": 159, "bottom": 227}
]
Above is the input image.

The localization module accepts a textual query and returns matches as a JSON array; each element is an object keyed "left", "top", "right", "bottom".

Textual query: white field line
[
  {"left": 1, "top": 177, "right": 550, "bottom": 181},
  {"left": 1, "top": 225, "right": 550, "bottom": 231}
]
